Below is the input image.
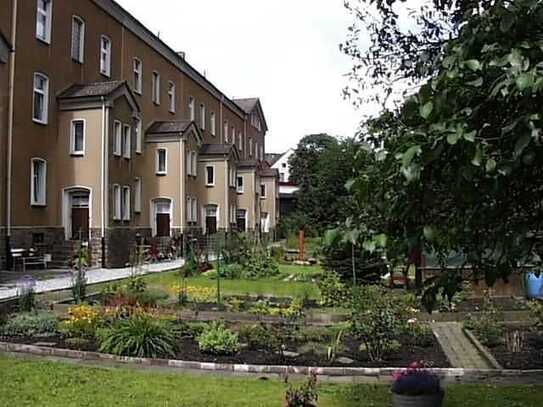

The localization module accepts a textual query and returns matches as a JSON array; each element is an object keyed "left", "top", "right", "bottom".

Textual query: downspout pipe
[
  {"left": 100, "top": 96, "right": 106, "bottom": 267},
  {"left": 6, "top": 0, "right": 18, "bottom": 270}
]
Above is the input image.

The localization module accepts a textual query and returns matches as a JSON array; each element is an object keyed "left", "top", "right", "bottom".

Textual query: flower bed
[{"left": 482, "top": 326, "right": 543, "bottom": 370}]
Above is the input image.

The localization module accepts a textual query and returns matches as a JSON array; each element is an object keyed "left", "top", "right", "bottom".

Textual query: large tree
[{"left": 335, "top": 0, "right": 543, "bottom": 308}]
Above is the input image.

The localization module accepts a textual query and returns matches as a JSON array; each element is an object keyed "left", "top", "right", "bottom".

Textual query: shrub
[
  {"left": 392, "top": 362, "right": 442, "bottom": 396},
  {"left": 270, "top": 245, "right": 285, "bottom": 262},
  {"left": 349, "top": 286, "right": 407, "bottom": 361},
  {"left": 316, "top": 272, "right": 351, "bottom": 308},
  {"left": 218, "top": 263, "right": 244, "bottom": 280},
  {"left": 97, "top": 314, "right": 176, "bottom": 358},
  {"left": 284, "top": 374, "right": 318, "bottom": 407},
  {"left": 464, "top": 293, "right": 504, "bottom": 347},
  {"left": 59, "top": 305, "right": 101, "bottom": 339},
  {"left": 1, "top": 312, "right": 58, "bottom": 337},
  {"left": 102, "top": 277, "right": 167, "bottom": 308},
  {"left": 197, "top": 322, "right": 239, "bottom": 355},
  {"left": 528, "top": 301, "right": 543, "bottom": 328},
  {"left": 17, "top": 276, "right": 36, "bottom": 312},
  {"left": 239, "top": 323, "right": 280, "bottom": 352},
  {"left": 242, "top": 253, "right": 280, "bottom": 279},
  {"left": 404, "top": 319, "right": 434, "bottom": 348}
]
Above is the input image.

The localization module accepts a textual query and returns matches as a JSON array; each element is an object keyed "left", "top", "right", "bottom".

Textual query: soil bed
[
  {"left": 0, "top": 332, "right": 449, "bottom": 368},
  {"left": 485, "top": 327, "right": 543, "bottom": 370}
]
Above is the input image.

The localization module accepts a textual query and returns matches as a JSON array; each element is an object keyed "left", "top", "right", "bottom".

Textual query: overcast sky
[{"left": 116, "top": 0, "right": 366, "bottom": 153}]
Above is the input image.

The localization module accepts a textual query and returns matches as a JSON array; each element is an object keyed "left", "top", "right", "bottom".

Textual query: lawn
[{"left": 0, "top": 355, "right": 541, "bottom": 407}]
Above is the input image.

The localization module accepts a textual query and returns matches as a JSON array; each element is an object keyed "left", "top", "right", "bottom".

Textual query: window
[
  {"left": 229, "top": 167, "right": 236, "bottom": 187},
  {"left": 122, "top": 186, "right": 131, "bottom": 221},
  {"left": 187, "top": 196, "right": 198, "bottom": 223},
  {"left": 166, "top": 81, "right": 175, "bottom": 112},
  {"left": 134, "top": 117, "right": 142, "bottom": 154},
  {"left": 71, "top": 119, "right": 85, "bottom": 155},
  {"left": 249, "top": 138, "right": 253, "bottom": 157},
  {"left": 191, "top": 151, "right": 197, "bottom": 176},
  {"left": 224, "top": 121, "right": 229, "bottom": 143},
  {"left": 237, "top": 209, "right": 247, "bottom": 232},
  {"left": 206, "top": 166, "right": 215, "bottom": 186},
  {"left": 152, "top": 71, "right": 160, "bottom": 105},
  {"left": 231, "top": 126, "right": 235, "bottom": 145},
  {"left": 236, "top": 176, "right": 244, "bottom": 193},
  {"left": 255, "top": 142, "right": 259, "bottom": 160},
  {"left": 238, "top": 132, "right": 243, "bottom": 151},
  {"left": 113, "top": 120, "right": 121, "bottom": 156},
  {"left": 260, "top": 184, "right": 267, "bottom": 198},
  {"left": 36, "top": 0, "right": 52, "bottom": 43},
  {"left": 30, "top": 158, "right": 47, "bottom": 206},
  {"left": 156, "top": 148, "right": 167, "bottom": 175},
  {"left": 133, "top": 58, "right": 142, "bottom": 94},
  {"left": 210, "top": 112, "right": 216, "bottom": 136},
  {"left": 188, "top": 96, "right": 195, "bottom": 121},
  {"left": 113, "top": 184, "right": 121, "bottom": 220},
  {"left": 200, "top": 104, "right": 206, "bottom": 130},
  {"left": 122, "top": 124, "right": 131, "bottom": 159},
  {"left": 100, "top": 35, "right": 111, "bottom": 77},
  {"left": 186, "top": 151, "right": 192, "bottom": 176},
  {"left": 71, "top": 16, "right": 85, "bottom": 62},
  {"left": 205, "top": 205, "right": 218, "bottom": 235},
  {"left": 32, "top": 73, "right": 49, "bottom": 124},
  {"left": 134, "top": 177, "right": 142, "bottom": 213}
]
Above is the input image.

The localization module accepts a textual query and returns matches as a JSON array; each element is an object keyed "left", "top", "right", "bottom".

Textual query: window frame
[
  {"left": 113, "top": 120, "right": 122, "bottom": 156},
  {"left": 134, "top": 177, "right": 142, "bottom": 213},
  {"left": 122, "top": 186, "right": 131, "bottom": 221},
  {"left": 122, "top": 124, "right": 131, "bottom": 159},
  {"left": 112, "top": 184, "right": 121, "bottom": 220},
  {"left": 238, "top": 132, "right": 243, "bottom": 151},
  {"left": 133, "top": 58, "right": 143, "bottom": 94},
  {"left": 32, "top": 72, "right": 49, "bottom": 125},
  {"left": 188, "top": 96, "right": 195, "bottom": 121},
  {"left": 223, "top": 121, "right": 229, "bottom": 143},
  {"left": 200, "top": 104, "right": 206, "bottom": 130},
  {"left": 71, "top": 15, "right": 85, "bottom": 63},
  {"left": 260, "top": 184, "right": 267, "bottom": 199},
  {"left": 36, "top": 0, "right": 52, "bottom": 44},
  {"left": 100, "top": 35, "right": 112, "bottom": 77},
  {"left": 168, "top": 81, "right": 176, "bottom": 113},
  {"left": 152, "top": 71, "right": 160, "bottom": 105},
  {"left": 30, "top": 158, "right": 47, "bottom": 207},
  {"left": 156, "top": 148, "right": 167, "bottom": 175},
  {"left": 210, "top": 112, "right": 216, "bottom": 136},
  {"left": 191, "top": 151, "right": 197, "bottom": 177},
  {"left": 134, "top": 117, "right": 142, "bottom": 154},
  {"left": 236, "top": 175, "right": 244, "bottom": 194},
  {"left": 70, "top": 119, "right": 86, "bottom": 156},
  {"left": 205, "top": 165, "right": 215, "bottom": 187}
]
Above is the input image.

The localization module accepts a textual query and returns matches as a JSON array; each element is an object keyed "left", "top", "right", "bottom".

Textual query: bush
[
  {"left": 270, "top": 246, "right": 285, "bottom": 262},
  {"left": 242, "top": 253, "right": 280, "bottom": 279},
  {"left": 1, "top": 312, "right": 58, "bottom": 337},
  {"left": 404, "top": 320, "right": 434, "bottom": 348},
  {"left": 97, "top": 314, "right": 177, "bottom": 358},
  {"left": 239, "top": 323, "right": 280, "bottom": 352},
  {"left": 349, "top": 286, "right": 407, "bottom": 361},
  {"left": 284, "top": 374, "right": 318, "bottom": 407},
  {"left": 464, "top": 293, "right": 504, "bottom": 347},
  {"left": 197, "top": 322, "right": 239, "bottom": 355},
  {"left": 317, "top": 272, "right": 351, "bottom": 308},
  {"left": 60, "top": 305, "right": 101, "bottom": 339},
  {"left": 218, "top": 263, "right": 244, "bottom": 280},
  {"left": 528, "top": 301, "right": 543, "bottom": 328},
  {"left": 101, "top": 277, "right": 168, "bottom": 308},
  {"left": 17, "top": 276, "right": 36, "bottom": 312}
]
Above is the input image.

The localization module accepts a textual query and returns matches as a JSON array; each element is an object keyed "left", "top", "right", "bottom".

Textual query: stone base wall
[
  {"left": 104, "top": 227, "right": 152, "bottom": 269},
  {"left": 0, "top": 227, "right": 6, "bottom": 270}
]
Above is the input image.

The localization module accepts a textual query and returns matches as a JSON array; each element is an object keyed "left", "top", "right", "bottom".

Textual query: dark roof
[
  {"left": 237, "top": 160, "right": 258, "bottom": 169},
  {"left": 234, "top": 98, "right": 259, "bottom": 114},
  {"left": 259, "top": 161, "right": 279, "bottom": 178},
  {"left": 265, "top": 153, "right": 283, "bottom": 166},
  {"left": 199, "top": 144, "right": 235, "bottom": 156},
  {"left": 147, "top": 120, "right": 193, "bottom": 134},
  {"left": 58, "top": 81, "right": 126, "bottom": 99}
]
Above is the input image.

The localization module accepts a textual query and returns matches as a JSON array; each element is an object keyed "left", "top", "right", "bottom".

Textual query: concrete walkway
[
  {"left": 432, "top": 322, "right": 491, "bottom": 369},
  {"left": 0, "top": 259, "right": 185, "bottom": 300}
]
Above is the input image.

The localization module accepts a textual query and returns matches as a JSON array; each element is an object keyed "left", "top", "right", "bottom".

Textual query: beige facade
[{"left": 0, "top": 0, "right": 277, "bottom": 268}]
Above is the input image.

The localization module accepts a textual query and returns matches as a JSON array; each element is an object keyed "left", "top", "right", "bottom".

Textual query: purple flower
[{"left": 17, "top": 275, "right": 37, "bottom": 292}]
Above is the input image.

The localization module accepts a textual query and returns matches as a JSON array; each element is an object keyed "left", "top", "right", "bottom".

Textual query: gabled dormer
[{"left": 234, "top": 98, "right": 268, "bottom": 134}]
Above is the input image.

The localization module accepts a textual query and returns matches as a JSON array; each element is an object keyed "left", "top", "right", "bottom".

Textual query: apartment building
[{"left": 0, "top": 0, "right": 277, "bottom": 269}]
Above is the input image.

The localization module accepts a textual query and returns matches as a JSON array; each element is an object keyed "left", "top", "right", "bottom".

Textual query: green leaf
[
  {"left": 471, "top": 147, "right": 482, "bottom": 167},
  {"left": 324, "top": 229, "right": 340, "bottom": 246},
  {"left": 464, "top": 131, "right": 476, "bottom": 142},
  {"left": 362, "top": 240, "right": 376, "bottom": 253},
  {"left": 420, "top": 102, "right": 433, "bottom": 119},
  {"left": 374, "top": 234, "right": 387, "bottom": 248},
  {"left": 500, "top": 12, "right": 515, "bottom": 33},
  {"left": 467, "top": 77, "right": 483, "bottom": 87},
  {"left": 465, "top": 59, "right": 481, "bottom": 71},
  {"left": 516, "top": 73, "right": 532, "bottom": 91},
  {"left": 514, "top": 133, "right": 531, "bottom": 158},
  {"left": 402, "top": 145, "right": 422, "bottom": 168},
  {"left": 345, "top": 179, "right": 356, "bottom": 191},
  {"left": 423, "top": 226, "right": 436, "bottom": 241},
  {"left": 447, "top": 133, "right": 460, "bottom": 145},
  {"left": 485, "top": 159, "right": 497, "bottom": 173}
]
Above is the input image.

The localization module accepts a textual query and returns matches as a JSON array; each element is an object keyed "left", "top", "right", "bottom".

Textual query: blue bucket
[{"left": 526, "top": 272, "right": 543, "bottom": 299}]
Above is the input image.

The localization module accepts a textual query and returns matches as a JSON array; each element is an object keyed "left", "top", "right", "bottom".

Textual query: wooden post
[{"left": 298, "top": 228, "right": 305, "bottom": 261}]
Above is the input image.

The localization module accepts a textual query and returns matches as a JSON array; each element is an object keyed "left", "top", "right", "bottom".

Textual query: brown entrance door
[
  {"left": 71, "top": 207, "right": 89, "bottom": 240},
  {"left": 156, "top": 213, "right": 170, "bottom": 237}
]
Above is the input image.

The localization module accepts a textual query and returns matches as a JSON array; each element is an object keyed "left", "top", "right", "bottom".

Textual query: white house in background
[{"left": 266, "top": 149, "right": 299, "bottom": 217}]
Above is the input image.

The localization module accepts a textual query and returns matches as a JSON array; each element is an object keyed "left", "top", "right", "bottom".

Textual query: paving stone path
[
  {"left": 0, "top": 259, "right": 185, "bottom": 300},
  {"left": 431, "top": 322, "right": 491, "bottom": 369}
]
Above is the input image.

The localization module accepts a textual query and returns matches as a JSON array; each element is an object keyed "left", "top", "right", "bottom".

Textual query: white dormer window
[
  {"left": 71, "top": 119, "right": 85, "bottom": 156},
  {"left": 100, "top": 35, "right": 111, "bottom": 77},
  {"left": 36, "top": 0, "right": 52, "bottom": 44},
  {"left": 152, "top": 71, "right": 160, "bottom": 105},
  {"left": 200, "top": 104, "right": 206, "bottom": 130},
  {"left": 156, "top": 148, "right": 167, "bottom": 175},
  {"left": 113, "top": 120, "right": 121, "bottom": 156},
  {"left": 133, "top": 58, "right": 142, "bottom": 94},
  {"left": 134, "top": 117, "right": 142, "bottom": 154},
  {"left": 231, "top": 126, "right": 235, "bottom": 145},
  {"left": 249, "top": 138, "right": 253, "bottom": 157},
  {"left": 238, "top": 132, "right": 243, "bottom": 151},
  {"left": 224, "top": 121, "right": 229, "bottom": 143},
  {"left": 210, "top": 112, "right": 216, "bottom": 136},
  {"left": 188, "top": 96, "right": 195, "bottom": 121},
  {"left": 71, "top": 16, "right": 85, "bottom": 63},
  {"left": 122, "top": 124, "right": 131, "bottom": 159},
  {"left": 168, "top": 81, "right": 176, "bottom": 113}
]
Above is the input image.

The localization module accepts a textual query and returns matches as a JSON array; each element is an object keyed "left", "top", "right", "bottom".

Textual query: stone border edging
[
  {"left": 463, "top": 328, "right": 503, "bottom": 370},
  {"left": 2, "top": 341, "right": 542, "bottom": 383}
]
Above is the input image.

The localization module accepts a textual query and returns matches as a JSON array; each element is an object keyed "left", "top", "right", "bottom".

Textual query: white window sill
[
  {"left": 71, "top": 152, "right": 85, "bottom": 157},
  {"left": 32, "top": 118, "right": 48, "bottom": 126},
  {"left": 30, "top": 203, "right": 47, "bottom": 207}
]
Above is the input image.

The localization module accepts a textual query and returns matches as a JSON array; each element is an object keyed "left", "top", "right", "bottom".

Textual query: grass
[{"left": 0, "top": 355, "right": 542, "bottom": 406}]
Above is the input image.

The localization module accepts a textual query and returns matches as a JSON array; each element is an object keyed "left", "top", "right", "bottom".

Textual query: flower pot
[{"left": 392, "top": 390, "right": 444, "bottom": 407}]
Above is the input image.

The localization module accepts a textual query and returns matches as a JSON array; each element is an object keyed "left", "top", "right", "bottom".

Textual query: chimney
[{"left": 177, "top": 51, "right": 186, "bottom": 60}]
